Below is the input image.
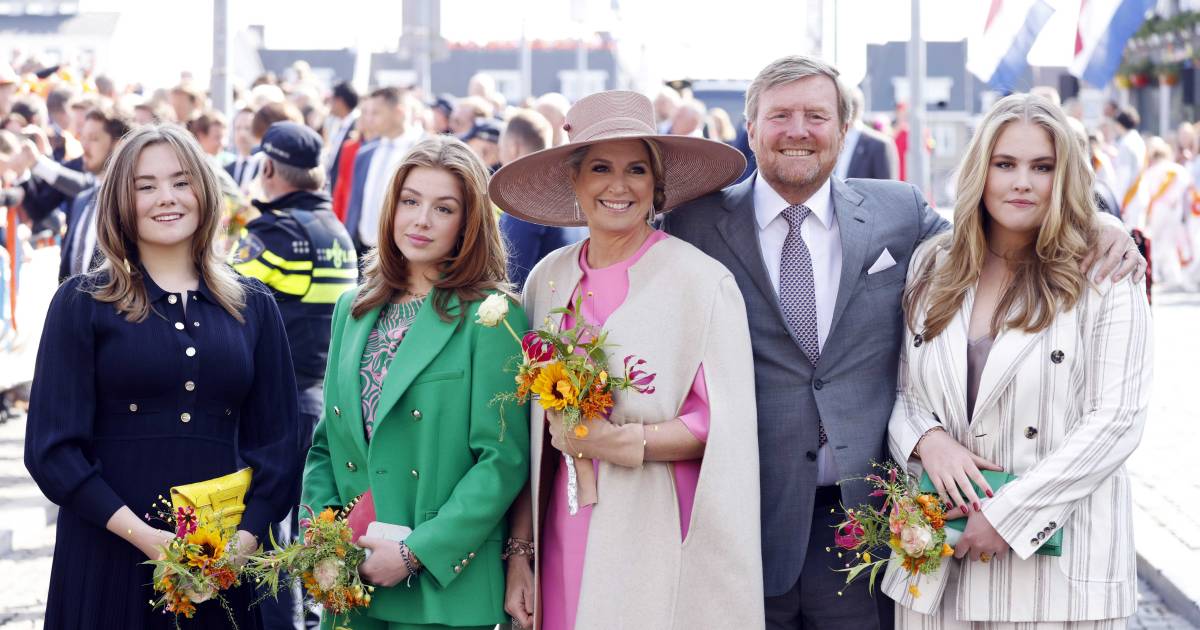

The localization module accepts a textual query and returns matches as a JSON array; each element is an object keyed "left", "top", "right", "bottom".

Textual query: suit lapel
[
  {"left": 373, "top": 291, "right": 461, "bottom": 427},
  {"left": 337, "top": 303, "right": 381, "bottom": 461},
  {"left": 934, "top": 285, "right": 973, "bottom": 429},
  {"left": 972, "top": 314, "right": 1043, "bottom": 424},
  {"left": 715, "top": 177, "right": 782, "bottom": 320},
  {"left": 827, "top": 178, "right": 871, "bottom": 340}
]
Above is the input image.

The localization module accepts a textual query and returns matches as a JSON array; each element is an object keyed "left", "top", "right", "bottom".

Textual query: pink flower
[
  {"left": 521, "top": 331, "right": 555, "bottom": 363},
  {"left": 174, "top": 506, "right": 197, "bottom": 538},
  {"left": 623, "top": 355, "right": 657, "bottom": 394},
  {"left": 834, "top": 521, "right": 865, "bottom": 550},
  {"left": 899, "top": 524, "right": 933, "bottom": 556},
  {"left": 313, "top": 556, "right": 342, "bottom": 590}
]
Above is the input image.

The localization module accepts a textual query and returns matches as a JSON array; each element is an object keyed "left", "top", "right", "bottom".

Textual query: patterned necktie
[{"left": 779, "top": 204, "right": 827, "bottom": 446}]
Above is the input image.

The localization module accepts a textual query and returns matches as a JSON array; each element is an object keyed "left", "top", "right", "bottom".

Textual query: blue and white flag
[
  {"left": 1070, "top": 0, "right": 1156, "bottom": 87},
  {"left": 967, "top": 0, "right": 1057, "bottom": 91}
]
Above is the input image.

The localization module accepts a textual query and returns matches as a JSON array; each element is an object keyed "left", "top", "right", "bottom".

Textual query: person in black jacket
[{"left": 24, "top": 123, "right": 300, "bottom": 629}]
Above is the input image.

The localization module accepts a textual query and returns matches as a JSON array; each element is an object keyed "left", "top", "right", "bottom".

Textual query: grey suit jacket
[{"left": 662, "top": 174, "right": 949, "bottom": 596}]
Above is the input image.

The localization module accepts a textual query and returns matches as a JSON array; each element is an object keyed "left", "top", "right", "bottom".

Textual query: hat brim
[{"left": 488, "top": 134, "right": 747, "bottom": 228}]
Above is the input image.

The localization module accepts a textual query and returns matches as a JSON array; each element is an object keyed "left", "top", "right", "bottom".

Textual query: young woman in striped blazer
[{"left": 884, "top": 93, "right": 1153, "bottom": 629}]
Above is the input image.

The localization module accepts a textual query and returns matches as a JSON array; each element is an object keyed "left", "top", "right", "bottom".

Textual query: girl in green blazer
[{"left": 302, "top": 136, "right": 530, "bottom": 629}]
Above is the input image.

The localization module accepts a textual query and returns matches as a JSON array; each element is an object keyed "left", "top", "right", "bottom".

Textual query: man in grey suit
[{"left": 662, "top": 54, "right": 1144, "bottom": 629}]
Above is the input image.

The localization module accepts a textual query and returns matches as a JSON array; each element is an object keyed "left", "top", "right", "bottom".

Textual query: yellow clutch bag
[{"left": 170, "top": 467, "right": 253, "bottom": 528}]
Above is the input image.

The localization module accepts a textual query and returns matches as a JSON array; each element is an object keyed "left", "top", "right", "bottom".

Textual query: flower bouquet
[
  {"left": 243, "top": 504, "right": 373, "bottom": 629},
  {"left": 474, "top": 292, "right": 656, "bottom": 514},
  {"left": 831, "top": 462, "right": 955, "bottom": 599},
  {"left": 144, "top": 499, "right": 245, "bottom": 627}
]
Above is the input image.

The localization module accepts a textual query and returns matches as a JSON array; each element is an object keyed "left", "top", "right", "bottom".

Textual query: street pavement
[{"left": 0, "top": 254, "right": 1196, "bottom": 628}]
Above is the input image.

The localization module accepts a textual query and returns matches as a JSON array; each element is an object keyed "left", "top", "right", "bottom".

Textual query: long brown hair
[
  {"left": 90, "top": 124, "right": 247, "bottom": 323},
  {"left": 903, "top": 93, "right": 1096, "bottom": 339},
  {"left": 351, "top": 135, "right": 509, "bottom": 320}
]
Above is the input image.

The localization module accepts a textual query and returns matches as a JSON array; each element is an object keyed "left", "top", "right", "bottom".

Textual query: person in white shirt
[
  {"left": 345, "top": 86, "right": 426, "bottom": 252},
  {"left": 1113, "top": 106, "right": 1146, "bottom": 212}
]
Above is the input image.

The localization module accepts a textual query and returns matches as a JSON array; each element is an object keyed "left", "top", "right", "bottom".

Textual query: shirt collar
[
  {"left": 138, "top": 264, "right": 219, "bottom": 304},
  {"left": 752, "top": 172, "right": 835, "bottom": 231}
]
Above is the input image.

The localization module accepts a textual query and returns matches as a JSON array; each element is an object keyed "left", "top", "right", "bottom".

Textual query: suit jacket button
[
  {"left": 468, "top": 552, "right": 476, "bottom": 558},
  {"left": 411, "top": 469, "right": 419, "bottom": 478},
  {"left": 1030, "top": 538, "right": 1039, "bottom": 546},
  {"left": 913, "top": 334, "right": 923, "bottom": 347},
  {"left": 1024, "top": 427, "right": 1038, "bottom": 439},
  {"left": 346, "top": 461, "right": 357, "bottom": 472},
  {"left": 1051, "top": 350, "right": 1065, "bottom": 364},
  {"left": 805, "top": 451, "right": 817, "bottom": 461},
  {"left": 333, "top": 405, "right": 342, "bottom": 416},
  {"left": 1048, "top": 521, "right": 1057, "bottom": 529},
  {"left": 461, "top": 558, "right": 469, "bottom": 566},
  {"left": 453, "top": 565, "right": 462, "bottom": 573},
  {"left": 129, "top": 403, "right": 138, "bottom": 412},
  {"left": 1038, "top": 531, "right": 1046, "bottom": 540},
  {"left": 412, "top": 409, "right": 422, "bottom": 420},
  {"left": 813, "top": 379, "right": 824, "bottom": 391}
]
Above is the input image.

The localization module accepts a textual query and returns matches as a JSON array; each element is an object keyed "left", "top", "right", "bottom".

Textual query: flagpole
[{"left": 907, "top": 0, "right": 929, "bottom": 196}]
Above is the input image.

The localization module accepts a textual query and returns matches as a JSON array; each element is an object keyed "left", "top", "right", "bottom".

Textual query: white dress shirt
[
  {"left": 1114, "top": 129, "right": 1146, "bottom": 207},
  {"left": 753, "top": 173, "right": 842, "bottom": 485},
  {"left": 358, "top": 126, "right": 424, "bottom": 246}
]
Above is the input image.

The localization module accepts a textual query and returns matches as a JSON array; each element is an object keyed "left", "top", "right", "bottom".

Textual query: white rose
[
  {"left": 182, "top": 583, "right": 215, "bottom": 604},
  {"left": 475, "top": 293, "right": 510, "bottom": 327},
  {"left": 900, "top": 524, "right": 933, "bottom": 556},
  {"left": 313, "top": 556, "right": 342, "bottom": 590}
]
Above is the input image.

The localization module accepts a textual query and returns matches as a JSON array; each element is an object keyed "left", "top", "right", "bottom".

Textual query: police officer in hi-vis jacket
[{"left": 231, "top": 121, "right": 357, "bottom": 630}]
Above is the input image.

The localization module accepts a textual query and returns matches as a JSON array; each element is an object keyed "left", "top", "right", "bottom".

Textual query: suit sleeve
[
  {"left": 403, "top": 298, "right": 532, "bottom": 588},
  {"left": 981, "top": 278, "right": 1152, "bottom": 559},
  {"left": 18, "top": 177, "right": 69, "bottom": 223},
  {"left": 912, "top": 184, "right": 951, "bottom": 244},
  {"left": 301, "top": 292, "right": 354, "bottom": 513},
  {"left": 24, "top": 279, "right": 125, "bottom": 528},
  {"left": 237, "top": 286, "right": 303, "bottom": 538}
]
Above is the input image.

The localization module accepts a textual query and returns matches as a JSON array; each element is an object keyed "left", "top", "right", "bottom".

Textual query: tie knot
[{"left": 782, "top": 204, "right": 811, "bottom": 228}]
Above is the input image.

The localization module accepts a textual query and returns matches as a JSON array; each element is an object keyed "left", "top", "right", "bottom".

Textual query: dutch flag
[
  {"left": 1070, "top": 0, "right": 1156, "bottom": 87},
  {"left": 967, "top": 0, "right": 1057, "bottom": 91}
]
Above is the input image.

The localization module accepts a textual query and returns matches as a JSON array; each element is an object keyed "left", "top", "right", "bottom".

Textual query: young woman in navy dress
[{"left": 24, "top": 124, "right": 301, "bottom": 629}]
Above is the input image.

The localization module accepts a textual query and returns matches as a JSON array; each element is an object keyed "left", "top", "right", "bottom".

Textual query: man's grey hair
[
  {"left": 270, "top": 157, "right": 325, "bottom": 191},
  {"left": 744, "top": 55, "right": 854, "bottom": 127}
]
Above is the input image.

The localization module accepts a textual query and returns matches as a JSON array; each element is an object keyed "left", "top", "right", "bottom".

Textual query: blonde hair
[
  {"left": 745, "top": 55, "right": 853, "bottom": 126},
  {"left": 90, "top": 124, "right": 247, "bottom": 323},
  {"left": 351, "top": 136, "right": 509, "bottom": 320},
  {"left": 903, "top": 93, "right": 1096, "bottom": 339}
]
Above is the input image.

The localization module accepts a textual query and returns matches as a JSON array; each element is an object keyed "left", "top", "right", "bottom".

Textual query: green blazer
[{"left": 302, "top": 288, "right": 530, "bottom": 627}]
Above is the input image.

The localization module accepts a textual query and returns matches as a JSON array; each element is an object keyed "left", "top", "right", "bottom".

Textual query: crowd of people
[{"left": 0, "top": 47, "right": 1160, "bottom": 630}]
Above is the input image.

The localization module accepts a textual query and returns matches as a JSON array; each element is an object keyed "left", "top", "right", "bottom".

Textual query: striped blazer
[{"left": 882, "top": 239, "right": 1153, "bottom": 623}]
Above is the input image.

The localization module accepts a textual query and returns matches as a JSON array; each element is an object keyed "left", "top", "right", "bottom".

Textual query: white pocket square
[{"left": 867, "top": 249, "right": 897, "bottom": 274}]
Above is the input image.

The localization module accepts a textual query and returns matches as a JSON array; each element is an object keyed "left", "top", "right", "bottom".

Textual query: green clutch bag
[{"left": 918, "top": 469, "right": 1062, "bottom": 557}]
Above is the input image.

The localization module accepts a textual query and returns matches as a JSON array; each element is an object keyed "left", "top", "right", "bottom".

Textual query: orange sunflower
[{"left": 184, "top": 526, "right": 225, "bottom": 570}]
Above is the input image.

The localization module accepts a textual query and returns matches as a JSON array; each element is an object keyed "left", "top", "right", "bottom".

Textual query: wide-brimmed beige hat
[{"left": 488, "top": 90, "right": 747, "bottom": 227}]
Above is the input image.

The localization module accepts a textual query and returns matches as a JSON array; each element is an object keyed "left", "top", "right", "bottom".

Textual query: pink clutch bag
[{"left": 344, "top": 491, "right": 375, "bottom": 544}]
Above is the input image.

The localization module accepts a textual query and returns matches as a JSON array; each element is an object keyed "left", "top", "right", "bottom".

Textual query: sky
[{"left": 79, "top": 0, "right": 1083, "bottom": 91}]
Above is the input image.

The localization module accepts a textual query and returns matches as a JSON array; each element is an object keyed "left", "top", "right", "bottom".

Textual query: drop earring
[{"left": 573, "top": 197, "right": 582, "bottom": 221}]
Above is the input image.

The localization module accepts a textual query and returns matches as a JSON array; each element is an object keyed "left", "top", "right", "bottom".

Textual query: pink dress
[{"left": 539, "top": 230, "right": 711, "bottom": 630}]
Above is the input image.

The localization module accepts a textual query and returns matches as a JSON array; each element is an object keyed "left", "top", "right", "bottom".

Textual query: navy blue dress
[{"left": 24, "top": 271, "right": 302, "bottom": 629}]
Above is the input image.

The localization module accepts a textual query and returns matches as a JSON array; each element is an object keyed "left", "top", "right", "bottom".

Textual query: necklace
[{"left": 395, "top": 287, "right": 429, "bottom": 302}]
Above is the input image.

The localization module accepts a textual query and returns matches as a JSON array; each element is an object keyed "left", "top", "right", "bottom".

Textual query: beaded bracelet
[
  {"left": 501, "top": 537, "right": 535, "bottom": 561},
  {"left": 398, "top": 541, "right": 421, "bottom": 587}
]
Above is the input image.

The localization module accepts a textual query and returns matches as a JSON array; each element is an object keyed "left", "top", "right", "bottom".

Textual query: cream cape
[{"left": 522, "top": 235, "right": 765, "bottom": 629}]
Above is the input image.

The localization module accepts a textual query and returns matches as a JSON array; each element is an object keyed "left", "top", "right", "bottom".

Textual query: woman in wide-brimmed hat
[{"left": 493, "top": 90, "right": 765, "bottom": 630}]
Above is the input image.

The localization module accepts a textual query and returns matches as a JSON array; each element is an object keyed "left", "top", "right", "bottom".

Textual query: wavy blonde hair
[
  {"left": 903, "top": 93, "right": 1096, "bottom": 339},
  {"left": 90, "top": 124, "right": 247, "bottom": 323},
  {"left": 351, "top": 135, "right": 509, "bottom": 320}
]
